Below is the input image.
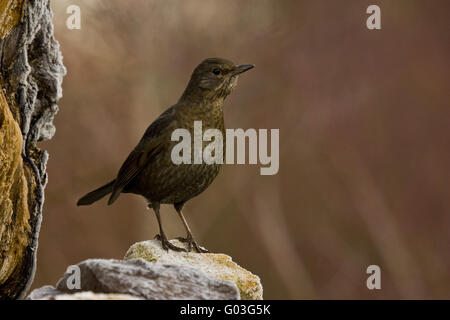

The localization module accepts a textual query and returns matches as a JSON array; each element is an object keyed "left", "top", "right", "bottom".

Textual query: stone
[
  {"left": 53, "top": 292, "right": 143, "bottom": 300},
  {"left": 125, "top": 239, "right": 263, "bottom": 300},
  {"left": 0, "top": 0, "right": 65, "bottom": 299},
  {"left": 27, "top": 285, "right": 61, "bottom": 300},
  {"left": 49, "top": 258, "right": 240, "bottom": 300},
  {"left": 27, "top": 286, "right": 142, "bottom": 300},
  {"left": 28, "top": 241, "right": 264, "bottom": 300}
]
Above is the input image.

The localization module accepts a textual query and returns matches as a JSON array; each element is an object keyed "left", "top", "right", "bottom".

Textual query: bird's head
[{"left": 181, "top": 58, "right": 254, "bottom": 102}]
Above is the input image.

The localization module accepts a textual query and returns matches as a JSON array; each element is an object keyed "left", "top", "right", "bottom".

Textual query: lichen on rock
[
  {"left": 0, "top": 0, "right": 65, "bottom": 299},
  {"left": 0, "top": 0, "right": 25, "bottom": 39},
  {"left": 28, "top": 241, "right": 264, "bottom": 300},
  {"left": 125, "top": 239, "right": 263, "bottom": 300},
  {"left": 28, "top": 258, "right": 240, "bottom": 300},
  {"left": 0, "top": 90, "right": 30, "bottom": 289}
]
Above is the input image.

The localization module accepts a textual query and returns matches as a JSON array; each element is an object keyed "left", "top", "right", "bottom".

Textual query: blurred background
[{"left": 32, "top": 0, "right": 449, "bottom": 299}]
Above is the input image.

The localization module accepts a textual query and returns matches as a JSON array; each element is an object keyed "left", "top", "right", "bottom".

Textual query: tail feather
[
  {"left": 107, "top": 188, "right": 122, "bottom": 206},
  {"left": 77, "top": 179, "right": 115, "bottom": 206}
]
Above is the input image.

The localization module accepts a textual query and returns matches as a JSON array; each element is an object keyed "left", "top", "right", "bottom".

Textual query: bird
[{"left": 77, "top": 58, "right": 254, "bottom": 253}]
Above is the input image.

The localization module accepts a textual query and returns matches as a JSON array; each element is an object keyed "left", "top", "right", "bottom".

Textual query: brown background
[{"left": 32, "top": 0, "right": 450, "bottom": 299}]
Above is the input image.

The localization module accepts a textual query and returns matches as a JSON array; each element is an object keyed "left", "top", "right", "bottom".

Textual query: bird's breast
[{"left": 129, "top": 103, "right": 225, "bottom": 204}]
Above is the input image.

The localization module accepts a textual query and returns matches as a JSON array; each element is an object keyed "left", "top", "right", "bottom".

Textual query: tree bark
[{"left": 0, "top": 0, "right": 65, "bottom": 299}]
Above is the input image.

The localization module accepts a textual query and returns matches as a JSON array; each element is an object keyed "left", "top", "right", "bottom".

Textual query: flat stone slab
[{"left": 28, "top": 258, "right": 239, "bottom": 300}]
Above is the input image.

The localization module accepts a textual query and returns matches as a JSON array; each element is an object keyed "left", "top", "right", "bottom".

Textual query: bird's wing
[{"left": 107, "top": 107, "right": 177, "bottom": 205}]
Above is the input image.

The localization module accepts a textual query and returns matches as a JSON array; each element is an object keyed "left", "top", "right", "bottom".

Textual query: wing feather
[{"left": 107, "top": 107, "right": 177, "bottom": 205}]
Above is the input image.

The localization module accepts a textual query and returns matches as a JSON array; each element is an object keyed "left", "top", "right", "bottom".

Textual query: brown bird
[{"left": 77, "top": 58, "right": 254, "bottom": 253}]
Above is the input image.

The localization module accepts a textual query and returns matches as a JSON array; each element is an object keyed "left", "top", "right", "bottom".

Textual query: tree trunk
[{"left": 0, "top": 0, "right": 65, "bottom": 299}]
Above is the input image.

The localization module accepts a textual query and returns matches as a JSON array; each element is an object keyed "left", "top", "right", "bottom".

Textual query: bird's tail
[{"left": 77, "top": 179, "right": 116, "bottom": 206}]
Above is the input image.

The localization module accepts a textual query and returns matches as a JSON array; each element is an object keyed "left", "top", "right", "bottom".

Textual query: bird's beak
[{"left": 233, "top": 64, "right": 255, "bottom": 76}]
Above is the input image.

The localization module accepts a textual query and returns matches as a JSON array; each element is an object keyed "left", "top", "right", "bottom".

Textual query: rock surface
[
  {"left": 28, "top": 258, "right": 240, "bottom": 300},
  {"left": 28, "top": 286, "right": 142, "bottom": 300},
  {"left": 0, "top": 0, "right": 65, "bottom": 299},
  {"left": 125, "top": 239, "right": 263, "bottom": 300},
  {"left": 28, "top": 240, "right": 264, "bottom": 300}
]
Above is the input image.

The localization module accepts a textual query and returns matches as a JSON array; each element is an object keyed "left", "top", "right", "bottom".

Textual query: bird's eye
[{"left": 212, "top": 68, "right": 221, "bottom": 75}]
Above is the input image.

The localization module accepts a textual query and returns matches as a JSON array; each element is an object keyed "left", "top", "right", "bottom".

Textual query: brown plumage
[{"left": 77, "top": 58, "right": 254, "bottom": 252}]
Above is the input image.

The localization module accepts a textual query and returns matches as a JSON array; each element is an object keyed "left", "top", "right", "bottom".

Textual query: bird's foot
[
  {"left": 176, "top": 235, "right": 209, "bottom": 253},
  {"left": 154, "top": 234, "right": 187, "bottom": 252}
]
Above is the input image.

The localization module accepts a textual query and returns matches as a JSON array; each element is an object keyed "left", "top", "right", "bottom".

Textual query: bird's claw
[
  {"left": 154, "top": 234, "right": 187, "bottom": 252},
  {"left": 175, "top": 236, "right": 209, "bottom": 253}
]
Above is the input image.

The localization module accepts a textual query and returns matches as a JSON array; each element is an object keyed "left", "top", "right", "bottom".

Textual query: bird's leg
[
  {"left": 150, "top": 202, "right": 186, "bottom": 252},
  {"left": 174, "top": 202, "right": 209, "bottom": 253}
]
